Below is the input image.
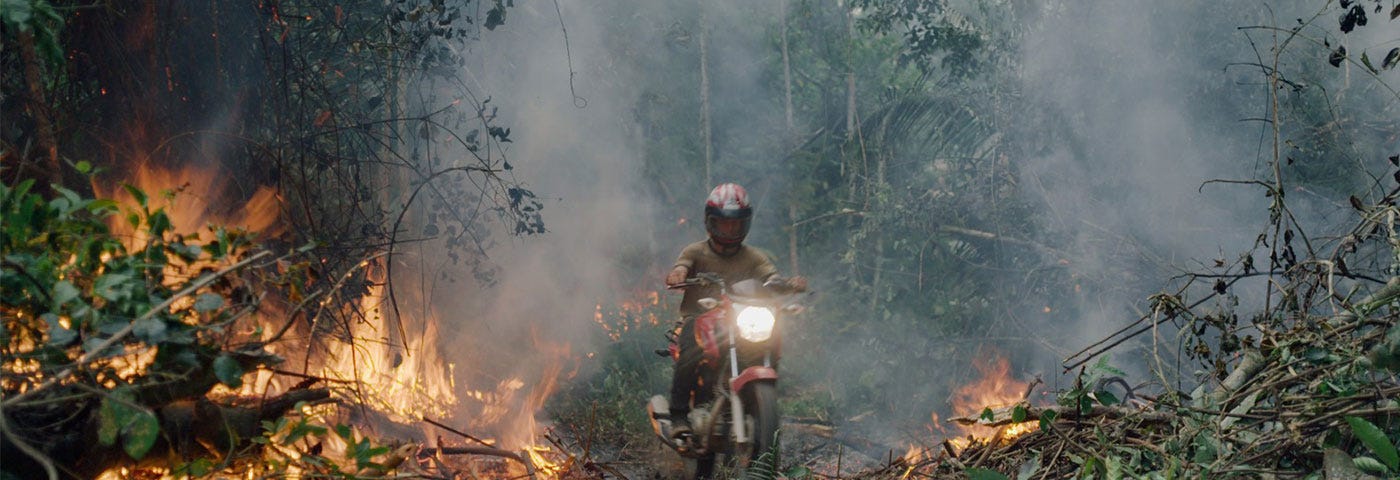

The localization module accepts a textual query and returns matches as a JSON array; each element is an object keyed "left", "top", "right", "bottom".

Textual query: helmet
[{"left": 704, "top": 183, "right": 752, "bottom": 247}]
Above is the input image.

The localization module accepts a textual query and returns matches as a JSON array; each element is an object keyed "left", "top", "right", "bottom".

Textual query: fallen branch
[{"left": 949, "top": 404, "right": 1174, "bottom": 428}]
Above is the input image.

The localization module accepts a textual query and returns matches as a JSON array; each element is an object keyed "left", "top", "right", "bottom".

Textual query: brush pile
[{"left": 856, "top": 205, "right": 1400, "bottom": 479}]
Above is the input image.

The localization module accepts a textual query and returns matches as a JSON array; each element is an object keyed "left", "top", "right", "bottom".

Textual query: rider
[{"left": 664, "top": 182, "right": 806, "bottom": 438}]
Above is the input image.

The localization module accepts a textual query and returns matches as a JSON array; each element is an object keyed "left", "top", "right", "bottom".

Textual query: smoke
[
  {"left": 1015, "top": 0, "right": 1269, "bottom": 370},
  {"left": 1016, "top": 0, "right": 1397, "bottom": 382},
  {"left": 394, "top": 0, "right": 1391, "bottom": 453},
  {"left": 412, "top": 1, "right": 665, "bottom": 445}
]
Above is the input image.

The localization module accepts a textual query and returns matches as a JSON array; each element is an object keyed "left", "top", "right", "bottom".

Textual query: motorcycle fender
[{"left": 730, "top": 366, "right": 778, "bottom": 393}]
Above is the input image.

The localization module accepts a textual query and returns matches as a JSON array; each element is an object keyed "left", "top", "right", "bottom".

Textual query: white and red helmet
[{"left": 704, "top": 183, "right": 752, "bottom": 246}]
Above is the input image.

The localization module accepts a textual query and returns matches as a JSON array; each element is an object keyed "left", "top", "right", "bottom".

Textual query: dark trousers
[{"left": 670, "top": 315, "right": 712, "bottom": 416}]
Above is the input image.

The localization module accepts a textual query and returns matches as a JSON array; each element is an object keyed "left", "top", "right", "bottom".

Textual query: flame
[
  {"left": 315, "top": 263, "right": 458, "bottom": 421},
  {"left": 942, "top": 348, "right": 1038, "bottom": 452},
  {"left": 97, "top": 163, "right": 282, "bottom": 249}
]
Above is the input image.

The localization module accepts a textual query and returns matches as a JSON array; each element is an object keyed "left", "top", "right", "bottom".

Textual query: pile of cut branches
[{"left": 853, "top": 202, "right": 1400, "bottom": 479}]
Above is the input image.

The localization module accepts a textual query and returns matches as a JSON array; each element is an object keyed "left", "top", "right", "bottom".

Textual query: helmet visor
[{"left": 707, "top": 216, "right": 750, "bottom": 243}]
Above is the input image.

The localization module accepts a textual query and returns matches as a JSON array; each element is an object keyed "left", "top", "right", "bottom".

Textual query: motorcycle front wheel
[
  {"left": 685, "top": 382, "right": 780, "bottom": 480},
  {"left": 743, "top": 381, "right": 781, "bottom": 472}
]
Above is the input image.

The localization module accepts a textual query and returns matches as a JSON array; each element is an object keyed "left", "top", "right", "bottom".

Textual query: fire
[
  {"left": 593, "top": 289, "right": 664, "bottom": 341},
  {"left": 97, "top": 163, "right": 282, "bottom": 250},
  {"left": 942, "top": 349, "right": 1039, "bottom": 452},
  {"left": 315, "top": 265, "right": 459, "bottom": 421}
]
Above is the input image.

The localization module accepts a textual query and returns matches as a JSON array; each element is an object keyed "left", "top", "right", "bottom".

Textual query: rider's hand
[
  {"left": 665, "top": 266, "right": 689, "bottom": 288},
  {"left": 788, "top": 276, "right": 808, "bottom": 292}
]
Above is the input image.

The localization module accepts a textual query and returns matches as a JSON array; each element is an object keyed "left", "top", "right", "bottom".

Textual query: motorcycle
[{"left": 647, "top": 272, "right": 806, "bottom": 479}]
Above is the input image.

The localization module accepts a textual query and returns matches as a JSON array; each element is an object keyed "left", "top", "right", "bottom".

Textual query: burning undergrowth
[{"left": 844, "top": 221, "right": 1400, "bottom": 479}]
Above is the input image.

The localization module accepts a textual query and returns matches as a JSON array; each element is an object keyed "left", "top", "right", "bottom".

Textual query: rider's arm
[
  {"left": 668, "top": 243, "right": 702, "bottom": 287},
  {"left": 754, "top": 252, "right": 807, "bottom": 291},
  {"left": 666, "top": 265, "right": 689, "bottom": 287}
]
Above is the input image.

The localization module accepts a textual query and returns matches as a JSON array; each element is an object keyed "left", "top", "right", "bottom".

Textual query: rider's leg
[{"left": 670, "top": 316, "right": 701, "bottom": 429}]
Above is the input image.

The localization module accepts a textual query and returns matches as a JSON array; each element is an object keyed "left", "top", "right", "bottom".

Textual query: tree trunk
[
  {"left": 781, "top": 0, "right": 800, "bottom": 275},
  {"left": 16, "top": 29, "right": 62, "bottom": 188},
  {"left": 699, "top": 13, "right": 714, "bottom": 188},
  {"left": 844, "top": 5, "right": 856, "bottom": 143},
  {"left": 781, "top": 0, "right": 794, "bottom": 134}
]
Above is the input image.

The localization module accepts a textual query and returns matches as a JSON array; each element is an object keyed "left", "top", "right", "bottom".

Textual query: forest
[{"left": 2, "top": 0, "right": 1398, "bottom": 479}]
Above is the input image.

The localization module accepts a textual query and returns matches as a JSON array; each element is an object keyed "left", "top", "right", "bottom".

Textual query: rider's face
[{"left": 712, "top": 218, "right": 746, "bottom": 238}]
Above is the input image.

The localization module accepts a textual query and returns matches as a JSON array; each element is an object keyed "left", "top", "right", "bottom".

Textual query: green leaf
[
  {"left": 335, "top": 424, "right": 354, "bottom": 440},
  {"left": 1361, "top": 51, "right": 1379, "bottom": 74},
  {"left": 1039, "top": 409, "right": 1058, "bottom": 432},
  {"left": 122, "top": 184, "right": 147, "bottom": 208},
  {"left": 148, "top": 210, "right": 171, "bottom": 237},
  {"left": 42, "top": 313, "right": 76, "bottom": 346},
  {"left": 98, "top": 388, "right": 139, "bottom": 447},
  {"left": 131, "top": 317, "right": 167, "bottom": 344},
  {"left": 213, "top": 354, "right": 244, "bottom": 388},
  {"left": 1346, "top": 416, "right": 1398, "bottom": 471},
  {"left": 193, "top": 293, "right": 224, "bottom": 313},
  {"left": 52, "top": 280, "right": 79, "bottom": 307},
  {"left": 967, "top": 467, "right": 1010, "bottom": 480},
  {"left": 980, "top": 407, "right": 995, "bottom": 422},
  {"left": 98, "top": 400, "right": 122, "bottom": 446},
  {"left": 123, "top": 410, "right": 160, "bottom": 460},
  {"left": 1105, "top": 455, "right": 1122, "bottom": 480},
  {"left": 1094, "top": 390, "right": 1120, "bottom": 406},
  {"left": 176, "top": 458, "right": 214, "bottom": 477},
  {"left": 1353, "top": 456, "right": 1390, "bottom": 476},
  {"left": 75, "top": 160, "right": 92, "bottom": 174},
  {"left": 1012, "top": 404, "right": 1028, "bottom": 423},
  {"left": 784, "top": 465, "right": 812, "bottom": 479},
  {"left": 88, "top": 199, "right": 118, "bottom": 215},
  {"left": 93, "top": 273, "right": 132, "bottom": 301}
]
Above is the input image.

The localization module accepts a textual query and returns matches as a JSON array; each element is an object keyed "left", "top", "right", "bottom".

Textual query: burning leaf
[{"left": 1330, "top": 46, "right": 1347, "bottom": 67}]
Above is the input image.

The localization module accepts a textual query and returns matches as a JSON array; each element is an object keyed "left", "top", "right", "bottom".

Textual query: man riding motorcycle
[{"left": 664, "top": 183, "right": 806, "bottom": 439}]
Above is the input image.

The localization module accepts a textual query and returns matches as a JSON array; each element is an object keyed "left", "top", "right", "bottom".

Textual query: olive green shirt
[{"left": 673, "top": 240, "right": 779, "bottom": 316}]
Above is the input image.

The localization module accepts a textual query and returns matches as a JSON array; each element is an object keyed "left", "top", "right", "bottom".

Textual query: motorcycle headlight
[{"left": 735, "top": 305, "right": 776, "bottom": 342}]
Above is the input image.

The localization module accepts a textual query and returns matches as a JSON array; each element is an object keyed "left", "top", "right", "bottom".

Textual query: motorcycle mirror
[{"left": 698, "top": 298, "right": 720, "bottom": 310}]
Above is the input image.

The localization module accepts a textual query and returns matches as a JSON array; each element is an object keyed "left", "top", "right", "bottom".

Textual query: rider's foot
[{"left": 668, "top": 413, "right": 692, "bottom": 441}]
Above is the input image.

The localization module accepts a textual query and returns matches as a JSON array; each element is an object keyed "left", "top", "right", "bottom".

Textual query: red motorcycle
[{"left": 648, "top": 273, "right": 805, "bottom": 479}]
